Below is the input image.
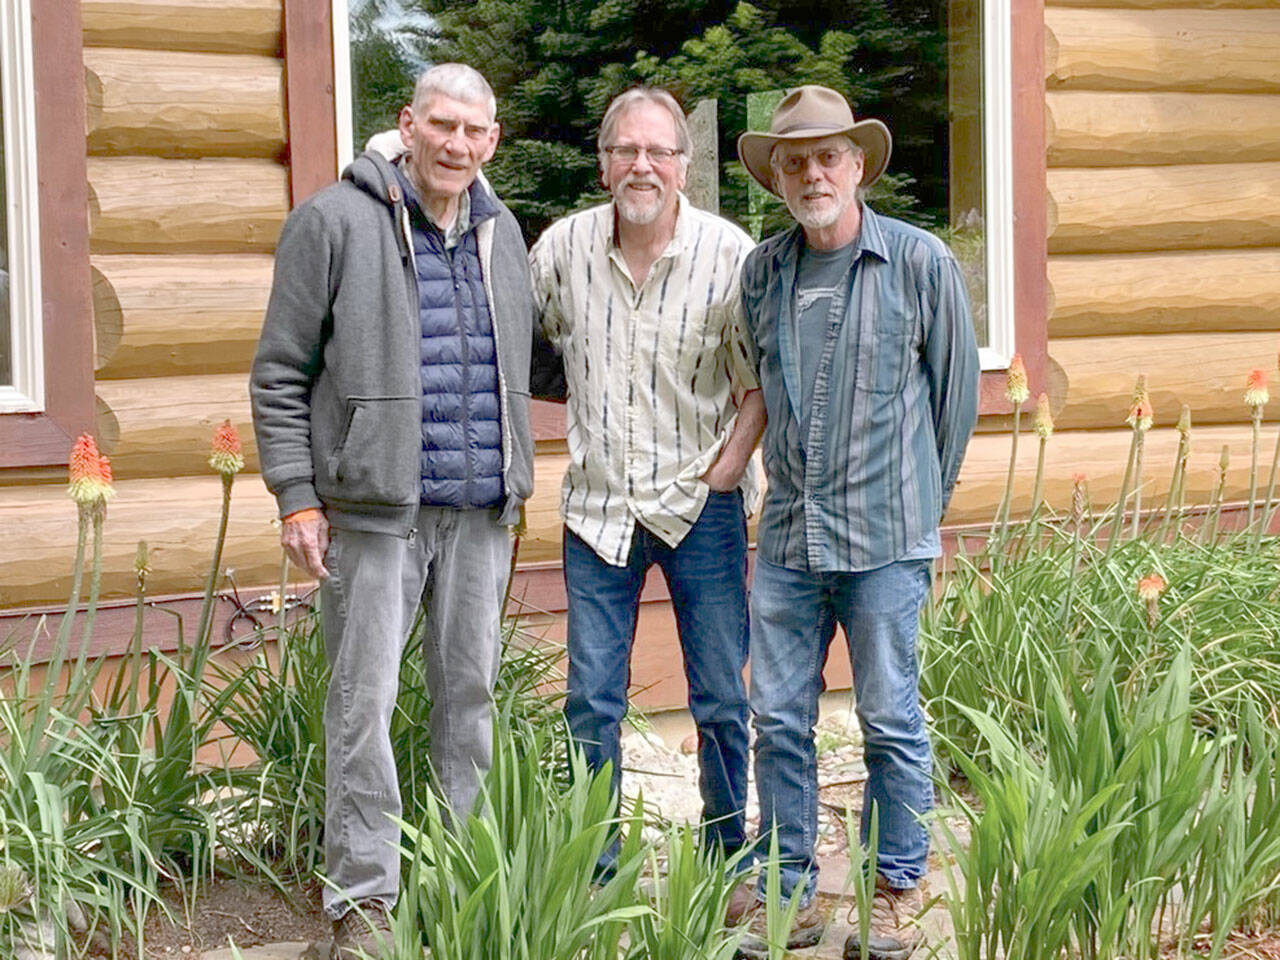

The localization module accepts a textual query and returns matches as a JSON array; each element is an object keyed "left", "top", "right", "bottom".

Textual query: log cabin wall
[
  {"left": 0, "top": 0, "right": 288, "bottom": 608},
  {"left": 4, "top": 0, "right": 1279, "bottom": 709},
  {"left": 947, "top": 0, "right": 1280, "bottom": 523}
]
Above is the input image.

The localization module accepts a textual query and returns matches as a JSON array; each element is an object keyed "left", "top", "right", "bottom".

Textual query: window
[
  {"left": 951, "top": 0, "right": 1016, "bottom": 370},
  {"left": 0, "top": 0, "right": 43, "bottom": 413},
  {"left": 0, "top": 0, "right": 95, "bottom": 468}
]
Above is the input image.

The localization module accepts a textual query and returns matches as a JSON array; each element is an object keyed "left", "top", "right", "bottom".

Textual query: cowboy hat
[{"left": 737, "top": 85, "right": 892, "bottom": 196}]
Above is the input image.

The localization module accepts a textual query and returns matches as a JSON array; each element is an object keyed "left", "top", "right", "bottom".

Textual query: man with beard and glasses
[
  {"left": 730, "top": 85, "right": 979, "bottom": 959},
  {"left": 530, "top": 87, "right": 765, "bottom": 878}
]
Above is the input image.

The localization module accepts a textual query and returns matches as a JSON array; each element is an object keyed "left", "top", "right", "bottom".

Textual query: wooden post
[{"left": 685, "top": 98, "right": 719, "bottom": 214}]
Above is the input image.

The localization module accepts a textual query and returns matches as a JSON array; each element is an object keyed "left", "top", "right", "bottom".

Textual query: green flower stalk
[
  {"left": 995, "top": 353, "right": 1029, "bottom": 543},
  {"left": 1110, "top": 375, "right": 1150, "bottom": 551},
  {"left": 1245, "top": 368, "right": 1269, "bottom": 529},
  {"left": 195, "top": 420, "right": 244, "bottom": 651},
  {"left": 1161, "top": 405, "right": 1192, "bottom": 542},
  {"left": 1030, "top": 393, "right": 1053, "bottom": 524},
  {"left": 1205, "top": 444, "right": 1231, "bottom": 546},
  {"left": 58, "top": 434, "right": 115, "bottom": 677}
]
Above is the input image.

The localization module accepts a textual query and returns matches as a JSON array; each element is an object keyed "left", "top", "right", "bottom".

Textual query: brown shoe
[
  {"left": 725, "top": 880, "right": 758, "bottom": 927},
  {"left": 734, "top": 897, "right": 825, "bottom": 958},
  {"left": 842, "top": 875, "right": 925, "bottom": 960},
  {"left": 330, "top": 899, "right": 394, "bottom": 960}
]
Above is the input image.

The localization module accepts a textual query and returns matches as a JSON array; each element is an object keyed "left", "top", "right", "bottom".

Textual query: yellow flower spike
[
  {"left": 1126, "top": 376, "right": 1153, "bottom": 432},
  {"left": 134, "top": 540, "right": 151, "bottom": 577},
  {"left": 209, "top": 419, "right": 246, "bottom": 476},
  {"left": 1033, "top": 393, "right": 1053, "bottom": 440},
  {"left": 1245, "top": 368, "right": 1270, "bottom": 409},
  {"left": 1004, "top": 353, "right": 1029, "bottom": 406}
]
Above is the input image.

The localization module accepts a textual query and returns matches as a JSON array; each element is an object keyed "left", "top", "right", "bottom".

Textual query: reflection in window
[
  {"left": 0, "top": 72, "right": 11, "bottom": 387},
  {"left": 949, "top": 0, "right": 988, "bottom": 348}
]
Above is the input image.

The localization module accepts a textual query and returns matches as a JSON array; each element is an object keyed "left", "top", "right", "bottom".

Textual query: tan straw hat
[{"left": 737, "top": 85, "right": 892, "bottom": 196}]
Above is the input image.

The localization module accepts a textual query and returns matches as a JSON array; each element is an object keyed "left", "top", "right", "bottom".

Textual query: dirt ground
[{"left": 93, "top": 878, "right": 329, "bottom": 959}]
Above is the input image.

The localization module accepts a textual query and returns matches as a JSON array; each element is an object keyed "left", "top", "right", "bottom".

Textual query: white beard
[{"left": 614, "top": 181, "right": 666, "bottom": 225}]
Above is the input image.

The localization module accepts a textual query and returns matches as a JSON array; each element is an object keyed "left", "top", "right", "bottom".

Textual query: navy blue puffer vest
[{"left": 396, "top": 170, "right": 504, "bottom": 509}]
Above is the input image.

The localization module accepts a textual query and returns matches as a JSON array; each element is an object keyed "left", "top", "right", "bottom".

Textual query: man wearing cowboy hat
[{"left": 731, "top": 85, "right": 979, "bottom": 959}]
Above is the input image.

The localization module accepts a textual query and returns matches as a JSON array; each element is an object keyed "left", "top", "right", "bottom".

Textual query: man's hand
[
  {"left": 281, "top": 509, "right": 331, "bottom": 580},
  {"left": 701, "top": 389, "right": 766, "bottom": 493},
  {"left": 701, "top": 453, "right": 748, "bottom": 492}
]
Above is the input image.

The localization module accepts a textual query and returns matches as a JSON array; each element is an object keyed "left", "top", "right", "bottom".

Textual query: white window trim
[
  {"left": 980, "top": 0, "right": 1016, "bottom": 371},
  {"left": 0, "top": 0, "right": 44, "bottom": 413},
  {"left": 332, "top": 0, "right": 355, "bottom": 174}
]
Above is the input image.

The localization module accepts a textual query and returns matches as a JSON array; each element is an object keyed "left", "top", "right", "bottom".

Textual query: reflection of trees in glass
[
  {"left": 350, "top": 0, "right": 988, "bottom": 344},
  {"left": 407, "top": 0, "right": 946, "bottom": 240},
  {"left": 1, "top": 78, "right": 11, "bottom": 387},
  {"left": 349, "top": 0, "right": 435, "bottom": 154}
]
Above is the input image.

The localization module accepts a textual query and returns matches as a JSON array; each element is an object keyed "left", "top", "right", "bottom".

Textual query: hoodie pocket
[{"left": 329, "top": 396, "right": 420, "bottom": 506}]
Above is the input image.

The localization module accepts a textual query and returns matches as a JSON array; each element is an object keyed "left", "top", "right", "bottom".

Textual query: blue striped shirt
[{"left": 739, "top": 205, "right": 980, "bottom": 572}]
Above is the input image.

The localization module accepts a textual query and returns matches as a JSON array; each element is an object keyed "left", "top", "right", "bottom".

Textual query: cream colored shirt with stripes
[{"left": 530, "top": 196, "right": 760, "bottom": 567}]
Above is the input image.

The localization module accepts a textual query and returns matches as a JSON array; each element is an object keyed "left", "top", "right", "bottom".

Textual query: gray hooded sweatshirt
[{"left": 250, "top": 150, "right": 536, "bottom": 536}]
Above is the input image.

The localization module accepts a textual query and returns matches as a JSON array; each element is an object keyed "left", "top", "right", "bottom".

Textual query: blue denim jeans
[
  {"left": 749, "top": 555, "right": 934, "bottom": 903},
  {"left": 319, "top": 506, "right": 511, "bottom": 918},
  {"left": 563, "top": 490, "right": 751, "bottom": 855}
]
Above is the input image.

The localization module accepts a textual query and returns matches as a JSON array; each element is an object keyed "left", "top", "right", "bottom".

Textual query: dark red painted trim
[
  {"left": 0, "top": 0, "right": 94, "bottom": 468},
  {"left": 980, "top": 0, "right": 1049, "bottom": 416},
  {"left": 282, "top": 0, "right": 339, "bottom": 206}
]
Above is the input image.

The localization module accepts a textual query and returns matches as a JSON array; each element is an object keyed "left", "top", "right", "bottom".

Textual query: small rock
[{"left": 679, "top": 733, "right": 698, "bottom": 754}]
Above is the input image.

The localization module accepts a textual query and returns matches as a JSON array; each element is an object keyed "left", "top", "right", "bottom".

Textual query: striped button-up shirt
[
  {"left": 739, "top": 205, "right": 980, "bottom": 572},
  {"left": 530, "top": 196, "right": 759, "bottom": 566}
]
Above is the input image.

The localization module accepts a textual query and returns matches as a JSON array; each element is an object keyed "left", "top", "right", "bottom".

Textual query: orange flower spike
[
  {"left": 1005, "top": 353, "right": 1029, "bottom": 406},
  {"left": 209, "top": 419, "right": 245, "bottom": 476},
  {"left": 1245, "top": 368, "right": 1270, "bottom": 409},
  {"left": 67, "top": 434, "right": 115, "bottom": 505},
  {"left": 1137, "top": 572, "right": 1167, "bottom": 603},
  {"left": 1034, "top": 393, "right": 1054, "bottom": 440}
]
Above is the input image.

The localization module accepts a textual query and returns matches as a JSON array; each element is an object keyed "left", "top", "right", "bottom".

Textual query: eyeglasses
[
  {"left": 604, "top": 145, "right": 683, "bottom": 165},
  {"left": 774, "top": 147, "right": 852, "bottom": 175}
]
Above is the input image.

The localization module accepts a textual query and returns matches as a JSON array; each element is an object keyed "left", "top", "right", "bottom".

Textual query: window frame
[
  {"left": 981, "top": 0, "right": 1049, "bottom": 415},
  {"left": 0, "top": 0, "right": 94, "bottom": 468},
  {"left": 0, "top": 0, "right": 44, "bottom": 414}
]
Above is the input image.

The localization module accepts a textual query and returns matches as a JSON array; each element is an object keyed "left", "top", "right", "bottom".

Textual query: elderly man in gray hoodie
[{"left": 251, "top": 63, "right": 541, "bottom": 960}]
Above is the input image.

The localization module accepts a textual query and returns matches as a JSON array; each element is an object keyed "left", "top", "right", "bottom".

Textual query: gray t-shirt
[
  {"left": 794, "top": 237, "right": 940, "bottom": 561},
  {"left": 795, "top": 239, "right": 858, "bottom": 419}
]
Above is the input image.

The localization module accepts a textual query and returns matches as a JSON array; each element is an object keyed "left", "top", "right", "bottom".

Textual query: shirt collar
[
  {"left": 784, "top": 202, "right": 888, "bottom": 265},
  {"left": 855, "top": 204, "right": 889, "bottom": 263},
  {"left": 600, "top": 191, "right": 693, "bottom": 258}
]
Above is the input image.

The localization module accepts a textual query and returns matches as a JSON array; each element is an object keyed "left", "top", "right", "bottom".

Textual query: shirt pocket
[
  {"left": 861, "top": 307, "right": 919, "bottom": 396},
  {"left": 661, "top": 303, "right": 730, "bottom": 382}
]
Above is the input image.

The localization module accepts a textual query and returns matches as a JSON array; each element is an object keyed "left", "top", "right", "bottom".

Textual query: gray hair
[
  {"left": 411, "top": 63, "right": 496, "bottom": 123},
  {"left": 597, "top": 87, "right": 693, "bottom": 164}
]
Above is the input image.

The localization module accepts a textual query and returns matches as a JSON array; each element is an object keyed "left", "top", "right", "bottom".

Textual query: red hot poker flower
[
  {"left": 67, "top": 434, "right": 115, "bottom": 505},
  {"left": 209, "top": 419, "right": 245, "bottom": 476},
  {"left": 1005, "top": 353, "right": 1029, "bottom": 406},
  {"left": 1245, "top": 368, "right": 1270, "bottom": 409}
]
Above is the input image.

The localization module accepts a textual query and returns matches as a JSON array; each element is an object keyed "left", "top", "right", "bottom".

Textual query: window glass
[
  {"left": 338, "top": 0, "right": 1010, "bottom": 355},
  {"left": 0, "top": 74, "right": 11, "bottom": 387}
]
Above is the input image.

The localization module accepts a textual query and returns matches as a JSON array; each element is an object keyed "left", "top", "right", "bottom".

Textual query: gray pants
[{"left": 319, "top": 505, "right": 511, "bottom": 918}]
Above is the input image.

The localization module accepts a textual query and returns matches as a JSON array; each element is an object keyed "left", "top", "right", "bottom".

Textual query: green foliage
[
  {"left": 922, "top": 529, "right": 1280, "bottom": 770},
  {"left": 406, "top": 0, "right": 946, "bottom": 238},
  {"left": 398, "top": 728, "right": 646, "bottom": 959}
]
